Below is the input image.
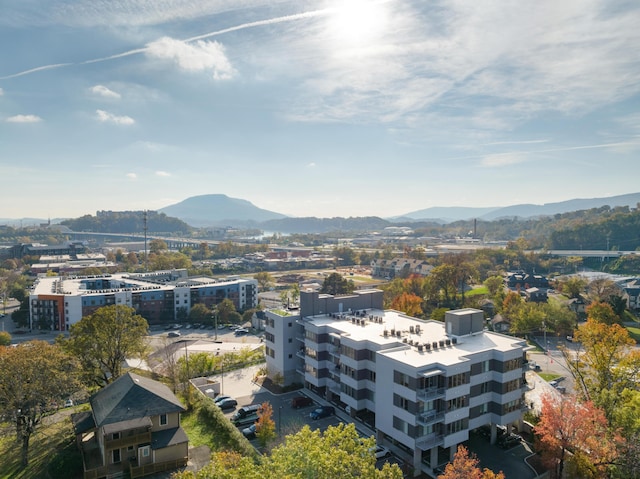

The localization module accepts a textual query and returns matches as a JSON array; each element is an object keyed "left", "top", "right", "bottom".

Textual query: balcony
[
  {"left": 417, "top": 387, "right": 445, "bottom": 401},
  {"left": 416, "top": 411, "right": 445, "bottom": 426},
  {"left": 296, "top": 349, "right": 305, "bottom": 359},
  {"left": 416, "top": 433, "right": 444, "bottom": 450},
  {"left": 105, "top": 431, "right": 151, "bottom": 449}
]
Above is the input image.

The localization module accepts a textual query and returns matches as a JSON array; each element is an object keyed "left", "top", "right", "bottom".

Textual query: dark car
[
  {"left": 216, "top": 398, "right": 238, "bottom": 410},
  {"left": 498, "top": 433, "right": 522, "bottom": 449},
  {"left": 291, "top": 395, "right": 313, "bottom": 408},
  {"left": 242, "top": 423, "right": 257, "bottom": 439},
  {"left": 310, "top": 405, "right": 334, "bottom": 420}
]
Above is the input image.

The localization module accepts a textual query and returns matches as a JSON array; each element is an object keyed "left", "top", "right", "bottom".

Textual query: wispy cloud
[
  {"left": 126, "top": 173, "right": 137, "bottom": 180},
  {"left": 0, "top": 87, "right": 3, "bottom": 96},
  {"left": 96, "top": 109, "right": 135, "bottom": 125},
  {"left": 90, "top": 85, "right": 121, "bottom": 99},
  {"left": 146, "top": 37, "right": 235, "bottom": 79},
  {"left": 480, "top": 152, "right": 528, "bottom": 168},
  {"left": 6, "top": 114, "right": 42, "bottom": 123},
  {"left": 307, "top": 162, "right": 316, "bottom": 168},
  {"left": 155, "top": 171, "right": 171, "bottom": 177}
]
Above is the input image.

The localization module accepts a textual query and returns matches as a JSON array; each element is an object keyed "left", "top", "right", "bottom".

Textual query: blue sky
[{"left": 2, "top": 0, "right": 640, "bottom": 220}]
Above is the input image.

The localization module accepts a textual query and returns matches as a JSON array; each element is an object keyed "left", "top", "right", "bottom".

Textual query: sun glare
[{"left": 327, "top": 0, "right": 389, "bottom": 45}]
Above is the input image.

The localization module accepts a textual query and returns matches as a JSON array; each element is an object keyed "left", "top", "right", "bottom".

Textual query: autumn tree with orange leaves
[
  {"left": 437, "top": 445, "right": 504, "bottom": 479},
  {"left": 534, "top": 393, "right": 616, "bottom": 478},
  {"left": 390, "top": 292, "right": 424, "bottom": 318}
]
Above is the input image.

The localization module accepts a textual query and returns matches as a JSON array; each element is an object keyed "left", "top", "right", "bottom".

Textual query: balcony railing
[
  {"left": 416, "top": 433, "right": 444, "bottom": 450},
  {"left": 416, "top": 411, "right": 445, "bottom": 426},
  {"left": 417, "top": 387, "right": 445, "bottom": 401},
  {"left": 105, "top": 431, "right": 152, "bottom": 449}
]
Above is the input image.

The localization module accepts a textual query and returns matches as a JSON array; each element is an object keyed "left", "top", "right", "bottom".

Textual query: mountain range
[
  {"left": 155, "top": 192, "right": 640, "bottom": 230},
  {"left": 3, "top": 192, "right": 639, "bottom": 234}
]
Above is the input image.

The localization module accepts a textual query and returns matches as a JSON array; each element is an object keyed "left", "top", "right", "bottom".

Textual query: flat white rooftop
[{"left": 306, "top": 309, "right": 525, "bottom": 368}]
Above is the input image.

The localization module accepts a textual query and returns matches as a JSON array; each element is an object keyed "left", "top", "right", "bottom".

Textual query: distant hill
[
  {"left": 158, "top": 194, "right": 288, "bottom": 227},
  {"left": 400, "top": 192, "right": 640, "bottom": 223},
  {"left": 61, "top": 211, "right": 191, "bottom": 234},
  {"left": 261, "top": 216, "right": 391, "bottom": 234}
]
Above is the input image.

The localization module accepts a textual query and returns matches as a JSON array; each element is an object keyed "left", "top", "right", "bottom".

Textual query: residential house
[
  {"left": 371, "top": 258, "right": 433, "bottom": 279},
  {"left": 71, "top": 372, "right": 188, "bottom": 479}
]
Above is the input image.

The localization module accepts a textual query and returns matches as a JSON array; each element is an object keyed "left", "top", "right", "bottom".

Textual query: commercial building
[
  {"left": 264, "top": 289, "right": 527, "bottom": 476},
  {"left": 29, "top": 269, "right": 258, "bottom": 331}
]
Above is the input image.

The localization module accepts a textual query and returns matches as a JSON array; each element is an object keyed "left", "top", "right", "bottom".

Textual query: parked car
[
  {"left": 310, "top": 405, "right": 334, "bottom": 420},
  {"left": 216, "top": 398, "right": 238, "bottom": 410},
  {"left": 167, "top": 331, "right": 181, "bottom": 338},
  {"left": 64, "top": 399, "right": 74, "bottom": 408},
  {"left": 242, "top": 423, "right": 257, "bottom": 439},
  {"left": 214, "top": 395, "right": 232, "bottom": 405},
  {"left": 291, "top": 395, "right": 313, "bottom": 408},
  {"left": 234, "top": 328, "right": 249, "bottom": 336},
  {"left": 498, "top": 433, "right": 522, "bottom": 449}
]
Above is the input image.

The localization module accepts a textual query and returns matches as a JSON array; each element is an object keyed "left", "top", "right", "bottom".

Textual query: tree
[
  {"left": 559, "top": 276, "right": 587, "bottom": 299},
  {"left": 0, "top": 331, "right": 11, "bottom": 346},
  {"left": 216, "top": 298, "right": 237, "bottom": 324},
  {"left": 586, "top": 301, "right": 619, "bottom": 325},
  {"left": 438, "top": 445, "right": 504, "bottom": 479},
  {"left": 534, "top": 393, "right": 614, "bottom": 479},
  {"left": 587, "top": 278, "right": 621, "bottom": 303},
  {"left": 483, "top": 275, "right": 504, "bottom": 298},
  {"left": 189, "top": 303, "right": 211, "bottom": 323},
  {"left": 321, "top": 273, "right": 355, "bottom": 295},
  {"left": 564, "top": 319, "right": 640, "bottom": 420},
  {"left": 0, "top": 340, "right": 81, "bottom": 466},
  {"left": 390, "top": 292, "right": 423, "bottom": 318},
  {"left": 290, "top": 283, "right": 300, "bottom": 305},
  {"left": 173, "top": 422, "right": 402, "bottom": 479},
  {"left": 149, "top": 238, "right": 168, "bottom": 253},
  {"left": 255, "top": 402, "right": 276, "bottom": 449},
  {"left": 254, "top": 272, "right": 274, "bottom": 291},
  {"left": 58, "top": 305, "right": 149, "bottom": 386}
]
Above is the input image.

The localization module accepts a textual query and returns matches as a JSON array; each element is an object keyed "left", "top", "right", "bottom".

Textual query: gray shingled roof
[{"left": 91, "top": 372, "right": 186, "bottom": 427}]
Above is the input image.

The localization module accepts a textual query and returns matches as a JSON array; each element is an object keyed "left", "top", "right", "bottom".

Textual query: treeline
[{"left": 61, "top": 211, "right": 192, "bottom": 234}]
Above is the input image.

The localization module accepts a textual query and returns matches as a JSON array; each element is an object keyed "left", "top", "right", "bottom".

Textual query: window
[
  {"left": 141, "top": 445, "right": 150, "bottom": 458},
  {"left": 288, "top": 338, "right": 293, "bottom": 343},
  {"left": 112, "top": 449, "right": 121, "bottom": 464},
  {"left": 160, "top": 413, "right": 167, "bottom": 426},
  {"left": 112, "top": 432, "right": 120, "bottom": 440},
  {"left": 288, "top": 322, "right": 292, "bottom": 327},
  {"left": 288, "top": 354, "right": 293, "bottom": 359}
]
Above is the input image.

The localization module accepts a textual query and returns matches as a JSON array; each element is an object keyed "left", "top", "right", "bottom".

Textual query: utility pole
[{"left": 143, "top": 210, "right": 148, "bottom": 272}]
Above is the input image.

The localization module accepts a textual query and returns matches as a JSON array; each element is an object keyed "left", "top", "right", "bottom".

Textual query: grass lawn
[
  {"left": 625, "top": 325, "right": 640, "bottom": 343},
  {"left": 0, "top": 413, "right": 83, "bottom": 479},
  {"left": 466, "top": 286, "right": 488, "bottom": 297},
  {"left": 538, "top": 372, "right": 562, "bottom": 382},
  {"left": 180, "top": 407, "right": 225, "bottom": 450}
]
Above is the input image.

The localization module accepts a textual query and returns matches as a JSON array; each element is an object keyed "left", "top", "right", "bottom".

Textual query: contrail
[
  {"left": 439, "top": 139, "right": 640, "bottom": 163},
  {"left": 0, "top": 8, "right": 331, "bottom": 80}
]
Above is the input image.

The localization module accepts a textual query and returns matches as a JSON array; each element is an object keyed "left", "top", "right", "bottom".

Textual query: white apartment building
[{"left": 264, "top": 289, "right": 527, "bottom": 477}]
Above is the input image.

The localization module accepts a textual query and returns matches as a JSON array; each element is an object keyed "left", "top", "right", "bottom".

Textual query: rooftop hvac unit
[
  {"left": 396, "top": 331, "right": 402, "bottom": 338},
  {"left": 425, "top": 343, "right": 431, "bottom": 350},
  {"left": 410, "top": 326, "right": 415, "bottom": 334},
  {"left": 445, "top": 339, "right": 451, "bottom": 346},
  {"left": 432, "top": 342, "right": 438, "bottom": 350},
  {"left": 452, "top": 337, "right": 458, "bottom": 344},
  {"left": 439, "top": 340, "right": 445, "bottom": 347},
  {"left": 417, "top": 344, "right": 423, "bottom": 352}
]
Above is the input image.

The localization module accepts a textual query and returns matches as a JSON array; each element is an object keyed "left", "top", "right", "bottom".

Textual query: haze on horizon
[{"left": 1, "top": 0, "right": 640, "bottom": 220}]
